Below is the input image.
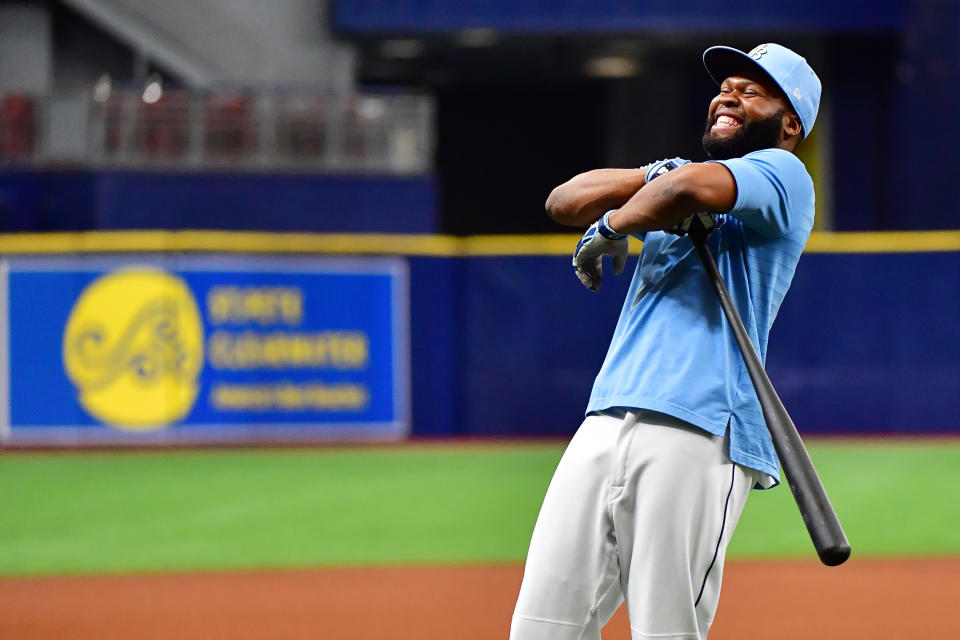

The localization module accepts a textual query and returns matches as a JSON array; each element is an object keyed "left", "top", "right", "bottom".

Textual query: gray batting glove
[{"left": 572, "top": 210, "right": 628, "bottom": 291}]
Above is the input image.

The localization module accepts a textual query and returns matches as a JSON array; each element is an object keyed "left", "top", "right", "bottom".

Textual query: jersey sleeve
[{"left": 712, "top": 149, "right": 815, "bottom": 238}]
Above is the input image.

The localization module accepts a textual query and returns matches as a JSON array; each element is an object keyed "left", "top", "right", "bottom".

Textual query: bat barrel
[
  {"left": 778, "top": 412, "right": 851, "bottom": 565},
  {"left": 691, "top": 231, "right": 851, "bottom": 567},
  {"left": 782, "top": 430, "right": 851, "bottom": 565}
]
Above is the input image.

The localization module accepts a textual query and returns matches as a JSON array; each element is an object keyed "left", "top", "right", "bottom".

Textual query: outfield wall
[
  {"left": 0, "top": 171, "right": 438, "bottom": 233},
  {"left": 409, "top": 241, "right": 960, "bottom": 438},
  {"left": 0, "top": 231, "right": 957, "bottom": 443}
]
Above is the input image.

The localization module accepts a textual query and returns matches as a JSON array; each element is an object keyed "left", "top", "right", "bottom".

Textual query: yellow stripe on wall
[
  {"left": 0, "top": 229, "right": 958, "bottom": 256},
  {"left": 803, "top": 231, "right": 960, "bottom": 253}
]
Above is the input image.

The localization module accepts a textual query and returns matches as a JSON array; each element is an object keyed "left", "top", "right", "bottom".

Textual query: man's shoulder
[
  {"left": 739, "top": 147, "right": 806, "bottom": 168},
  {"left": 718, "top": 147, "right": 815, "bottom": 238},
  {"left": 735, "top": 148, "right": 813, "bottom": 191}
]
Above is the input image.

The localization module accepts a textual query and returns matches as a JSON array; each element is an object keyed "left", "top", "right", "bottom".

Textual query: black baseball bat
[{"left": 689, "top": 228, "right": 851, "bottom": 566}]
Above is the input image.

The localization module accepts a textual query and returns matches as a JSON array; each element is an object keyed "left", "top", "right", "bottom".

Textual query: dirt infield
[{"left": 1, "top": 558, "right": 955, "bottom": 639}]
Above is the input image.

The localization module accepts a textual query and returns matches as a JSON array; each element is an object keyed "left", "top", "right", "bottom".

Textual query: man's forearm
[
  {"left": 607, "top": 163, "right": 737, "bottom": 234},
  {"left": 545, "top": 169, "right": 647, "bottom": 227}
]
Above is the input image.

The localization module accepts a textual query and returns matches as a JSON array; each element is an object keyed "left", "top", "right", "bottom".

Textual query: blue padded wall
[
  {"left": 766, "top": 252, "right": 960, "bottom": 434},
  {"left": 409, "top": 250, "right": 960, "bottom": 437},
  {"left": 0, "top": 171, "right": 438, "bottom": 233}
]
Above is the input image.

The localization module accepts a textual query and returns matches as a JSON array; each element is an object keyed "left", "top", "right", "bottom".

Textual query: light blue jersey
[{"left": 585, "top": 147, "right": 815, "bottom": 486}]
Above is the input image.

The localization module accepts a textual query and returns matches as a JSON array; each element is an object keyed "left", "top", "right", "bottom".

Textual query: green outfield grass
[{"left": 0, "top": 439, "right": 958, "bottom": 576}]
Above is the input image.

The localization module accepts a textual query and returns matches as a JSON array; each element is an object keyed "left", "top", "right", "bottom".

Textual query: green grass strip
[
  {"left": 0, "top": 445, "right": 560, "bottom": 576},
  {"left": 731, "top": 439, "right": 960, "bottom": 558},
  {"left": 0, "top": 439, "right": 957, "bottom": 576}
]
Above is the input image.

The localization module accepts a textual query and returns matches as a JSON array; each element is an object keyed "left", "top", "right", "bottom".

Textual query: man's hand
[
  {"left": 666, "top": 212, "right": 719, "bottom": 239},
  {"left": 644, "top": 157, "right": 691, "bottom": 183},
  {"left": 572, "top": 210, "right": 628, "bottom": 291},
  {"left": 644, "top": 157, "right": 720, "bottom": 240}
]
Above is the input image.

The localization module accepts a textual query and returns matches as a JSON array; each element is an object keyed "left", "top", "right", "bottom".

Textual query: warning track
[{"left": 1, "top": 558, "right": 955, "bottom": 639}]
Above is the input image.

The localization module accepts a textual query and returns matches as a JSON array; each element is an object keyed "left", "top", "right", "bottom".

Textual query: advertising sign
[{"left": 1, "top": 255, "right": 409, "bottom": 444}]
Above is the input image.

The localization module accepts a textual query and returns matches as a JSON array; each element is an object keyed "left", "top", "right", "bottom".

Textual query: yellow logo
[{"left": 63, "top": 268, "right": 204, "bottom": 430}]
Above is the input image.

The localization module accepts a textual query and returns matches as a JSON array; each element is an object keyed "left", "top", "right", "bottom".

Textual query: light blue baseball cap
[{"left": 703, "top": 43, "right": 821, "bottom": 139}]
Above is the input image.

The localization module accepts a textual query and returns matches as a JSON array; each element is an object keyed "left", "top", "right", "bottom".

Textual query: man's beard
[{"left": 702, "top": 108, "right": 785, "bottom": 160}]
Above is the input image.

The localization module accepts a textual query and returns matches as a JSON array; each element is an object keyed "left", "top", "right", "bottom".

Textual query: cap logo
[
  {"left": 793, "top": 87, "right": 802, "bottom": 99},
  {"left": 749, "top": 44, "right": 768, "bottom": 60}
]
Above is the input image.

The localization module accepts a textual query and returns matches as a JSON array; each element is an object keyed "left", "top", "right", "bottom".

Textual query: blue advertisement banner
[{"left": 1, "top": 255, "right": 409, "bottom": 444}]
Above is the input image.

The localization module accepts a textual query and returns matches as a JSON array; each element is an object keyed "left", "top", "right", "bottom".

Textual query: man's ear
[{"left": 783, "top": 111, "right": 803, "bottom": 140}]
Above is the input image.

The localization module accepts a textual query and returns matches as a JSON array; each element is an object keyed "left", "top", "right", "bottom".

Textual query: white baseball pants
[{"left": 510, "top": 410, "right": 759, "bottom": 640}]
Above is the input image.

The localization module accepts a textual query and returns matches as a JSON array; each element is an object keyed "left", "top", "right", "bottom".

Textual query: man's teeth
[{"left": 716, "top": 115, "right": 741, "bottom": 127}]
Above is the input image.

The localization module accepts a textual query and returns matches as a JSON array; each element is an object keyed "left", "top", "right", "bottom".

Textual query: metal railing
[{"left": 0, "top": 89, "right": 434, "bottom": 174}]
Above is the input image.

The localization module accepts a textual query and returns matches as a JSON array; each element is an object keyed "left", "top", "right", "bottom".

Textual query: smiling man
[{"left": 510, "top": 44, "right": 820, "bottom": 640}]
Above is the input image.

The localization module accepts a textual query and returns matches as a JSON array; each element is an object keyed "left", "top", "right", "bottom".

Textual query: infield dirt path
[{"left": 1, "top": 558, "right": 955, "bottom": 639}]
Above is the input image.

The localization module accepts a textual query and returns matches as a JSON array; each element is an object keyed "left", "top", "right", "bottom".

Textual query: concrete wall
[{"left": 0, "top": 4, "right": 52, "bottom": 93}]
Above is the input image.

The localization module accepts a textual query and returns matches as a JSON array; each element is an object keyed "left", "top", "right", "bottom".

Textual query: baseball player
[{"left": 510, "top": 43, "right": 821, "bottom": 640}]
